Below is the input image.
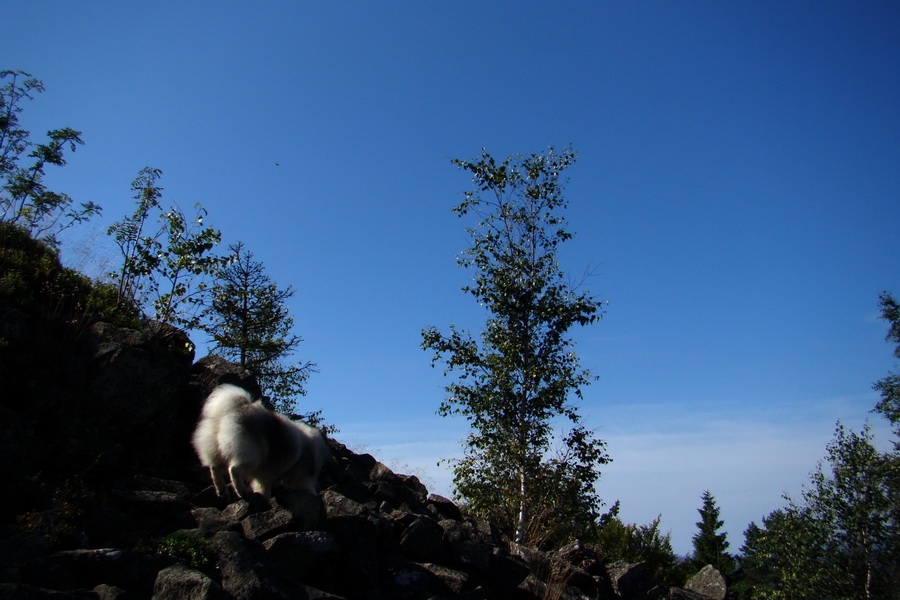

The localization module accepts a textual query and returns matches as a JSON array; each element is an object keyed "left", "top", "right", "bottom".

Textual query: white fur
[{"left": 192, "top": 383, "right": 328, "bottom": 500}]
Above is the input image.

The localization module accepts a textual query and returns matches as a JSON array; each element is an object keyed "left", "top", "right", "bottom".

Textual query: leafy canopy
[
  {"left": 422, "top": 147, "right": 609, "bottom": 546},
  {"left": 0, "top": 70, "right": 100, "bottom": 245}
]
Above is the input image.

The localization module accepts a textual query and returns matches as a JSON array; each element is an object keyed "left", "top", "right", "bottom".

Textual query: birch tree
[{"left": 422, "top": 147, "right": 609, "bottom": 546}]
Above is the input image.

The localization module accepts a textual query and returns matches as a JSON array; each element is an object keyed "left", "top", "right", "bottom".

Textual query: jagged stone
[
  {"left": 556, "top": 540, "right": 602, "bottom": 576},
  {"left": 262, "top": 531, "right": 340, "bottom": 587},
  {"left": 370, "top": 480, "right": 403, "bottom": 507},
  {"left": 111, "top": 490, "right": 193, "bottom": 520},
  {"left": 92, "top": 584, "right": 127, "bottom": 600},
  {"left": 607, "top": 561, "right": 658, "bottom": 600},
  {"left": 190, "top": 507, "right": 232, "bottom": 534},
  {"left": 440, "top": 519, "right": 494, "bottom": 572},
  {"left": 418, "top": 562, "right": 470, "bottom": 595},
  {"left": 427, "top": 494, "right": 462, "bottom": 521},
  {"left": 274, "top": 491, "right": 323, "bottom": 528},
  {"left": 151, "top": 564, "right": 228, "bottom": 600},
  {"left": 399, "top": 515, "right": 445, "bottom": 562},
  {"left": 369, "top": 461, "right": 396, "bottom": 482},
  {"left": 385, "top": 564, "right": 431, "bottom": 598},
  {"left": 336, "top": 518, "right": 379, "bottom": 596},
  {"left": 221, "top": 496, "right": 269, "bottom": 522},
  {"left": 0, "top": 583, "right": 94, "bottom": 599},
  {"left": 22, "top": 548, "right": 164, "bottom": 596},
  {"left": 489, "top": 553, "right": 531, "bottom": 591},
  {"left": 685, "top": 565, "right": 726, "bottom": 600},
  {"left": 397, "top": 475, "right": 429, "bottom": 503},
  {"left": 669, "top": 588, "right": 711, "bottom": 600},
  {"left": 211, "top": 531, "right": 301, "bottom": 600},
  {"left": 241, "top": 507, "right": 292, "bottom": 541},
  {"left": 322, "top": 490, "right": 369, "bottom": 519}
]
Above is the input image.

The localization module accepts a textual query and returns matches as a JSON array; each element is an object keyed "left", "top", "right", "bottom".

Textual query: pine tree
[
  {"left": 202, "top": 241, "right": 316, "bottom": 417},
  {"left": 691, "top": 490, "right": 733, "bottom": 573}
]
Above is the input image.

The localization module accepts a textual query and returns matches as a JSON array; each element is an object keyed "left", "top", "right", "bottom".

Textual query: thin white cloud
[{"left": 336, "top": 396, "right": 894, "bottom": 557}]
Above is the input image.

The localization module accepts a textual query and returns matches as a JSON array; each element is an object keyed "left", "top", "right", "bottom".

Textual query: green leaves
[
  {"left": 0, "top": 71, "right": 98, "bottom": 245},
  {"left": 873, "top": 292, "right": 900, "bottom": 432},
  {"left": 740, "top": 423, "right": 899, "bottom": 599},
  {"left": 423, "top": 146, "right": 608, "bottom": 546},
  {"left": 108, "top": 167, "right": 228, "bottom": 329}
]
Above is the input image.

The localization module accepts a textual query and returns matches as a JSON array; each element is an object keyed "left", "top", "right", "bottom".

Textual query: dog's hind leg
[
  {"left": 210, "top": 465, "right": 231, "bottom": 498},
  {"left": 229, "top": 465, "right": 256, "bottom": 500}
]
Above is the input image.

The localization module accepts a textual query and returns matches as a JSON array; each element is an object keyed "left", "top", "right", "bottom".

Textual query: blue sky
[{"left": 5, "top": 2, "right": 899, "bottom": 555}]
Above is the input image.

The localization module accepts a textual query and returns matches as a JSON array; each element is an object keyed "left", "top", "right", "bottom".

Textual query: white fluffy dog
[{"left": 192, "top": 383, "right": 328, "bottom": 500}]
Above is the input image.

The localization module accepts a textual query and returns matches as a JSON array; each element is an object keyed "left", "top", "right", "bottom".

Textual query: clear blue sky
[{"left": 5, "top": 2, "right": 899, "bottom": 556}]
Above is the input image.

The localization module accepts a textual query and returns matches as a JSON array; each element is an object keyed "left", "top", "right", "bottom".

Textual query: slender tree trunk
[{"left": 516, "top": 462, "right": 527, "bottom": 544}]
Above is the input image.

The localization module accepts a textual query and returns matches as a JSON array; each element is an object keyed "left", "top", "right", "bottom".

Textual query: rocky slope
[{"left": 0, "top": 309, "right": 725, "bottom": 599}]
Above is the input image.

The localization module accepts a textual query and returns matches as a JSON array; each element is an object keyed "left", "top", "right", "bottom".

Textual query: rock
[
  {"left": 22, "top": 548, "right": 164, "bottom": 595},
  {"left": 211, "top": 531, "right": 300, "bottom": 600},
  {"left": 385, "top": 564, "right": 431, "bottom": 598},
  {"left": 321, "top": 490, "right": 369, "bottom": 519},
  {"left": 111, "top": 489, "right": 192, "bottom": 520},
  {"left": 92, "top": 584, "right": 127, "bottom": 600},
  {"left": 272, "top": 491, "right": 323, "bottom": 530},
  {"left": 685, "top": 565, "right": 727, "bottom": 600},
  {"left": 427, "top": 494, "right": 462, "bottom": 521},
  {"left": 441, "top": 519, "right": 494, "bottom": 572},
  {"left": 668, "top": 588, "right": 712, "bottom": 600},
  {"left": 418, "top": 563, "right": 470, "bottom": 595},
  {"left": 489, "top": 554, "right": 531, "bottom": 592},
  {"left": 399, "top": 516, "right": 445, "bottom": 562},
  {"left": 190, "top": 507, "right": 232, "bottom": 534},
  {"left": 241, "top": 504, "right": 298, "bottom": 541},
  {"left": 607, "top": 561, "right": 658, "bottom": 600},
  {"left": 340, "top": 519, "right": 379, "bottom": 594},
  {"left": 263, "top": 531, "right": 339, "bottom": 589},
  {"left": 152, "top": 564, "right": 229, "bottom": 600},
  {"left": 0, "top": 583, "right": 96, "bottom": 599},
  {"left": 190, "top": 355, "right": 261, "bottom": 399}
]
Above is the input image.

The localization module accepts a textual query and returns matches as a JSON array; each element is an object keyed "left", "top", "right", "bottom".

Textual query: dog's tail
[{"left": 201, "top": 383, "right": 253, "bottom": 420}]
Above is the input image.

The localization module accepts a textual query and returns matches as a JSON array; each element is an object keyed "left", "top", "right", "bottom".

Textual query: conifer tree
[
  {"left": 691, "top": 490, "right": 733, "bottom": 573},
  {"left": 202, "top": 241, "right": 316, "bottom": 417}
]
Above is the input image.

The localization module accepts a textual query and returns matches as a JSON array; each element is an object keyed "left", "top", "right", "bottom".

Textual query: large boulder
[
  {"left": 685, "top": 565, "right": 727, "bottom": 600},
  {"left": 607, "top": 561, "right": 660, "bottom": 600}
]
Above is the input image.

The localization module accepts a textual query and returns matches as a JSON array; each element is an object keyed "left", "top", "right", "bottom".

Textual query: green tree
[
  {"left": 739, "top": 425, "right": 898, "bottom": 600},
  {"left": 691, "top": 490, "right": 733, "bottom": 573},
  {"left": 592, "top": 501, "right": 680, "bottom": 585},
  {"left": 737, "top": 507, "right": 829, "bottom": 600},
  {"left": 422, "top": 147, "right": 609, "bottom": 546},
  {"left": 0, "top": 70, "right": 100, "bottom": 245},
  {"left": 202, "top": 241, "right": 317, "bottom": 416},
  {"left": 873, "top": 291, "right": 900, "bottom": 434},
  {"left": 108, "top": 167, "right": 227, "bottom": 328},
  {"left": 802, "top": 423, "right": 897, "bottom": 599}
]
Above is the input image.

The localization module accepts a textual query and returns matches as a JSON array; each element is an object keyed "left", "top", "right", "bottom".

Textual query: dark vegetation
[{"left": 1, "top": 69, "right": 898, "bottom": 599}]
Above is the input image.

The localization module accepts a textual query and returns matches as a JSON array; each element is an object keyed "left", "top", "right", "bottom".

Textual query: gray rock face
[
  {"left": 152, "top": 564, "right": 229, "bottom": 600},
  {"left": 608, "top": 561, "right": 659, "bottom": 599},
  {"left": 685, "top": 564, "right": 727, "bottom": 600}
]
